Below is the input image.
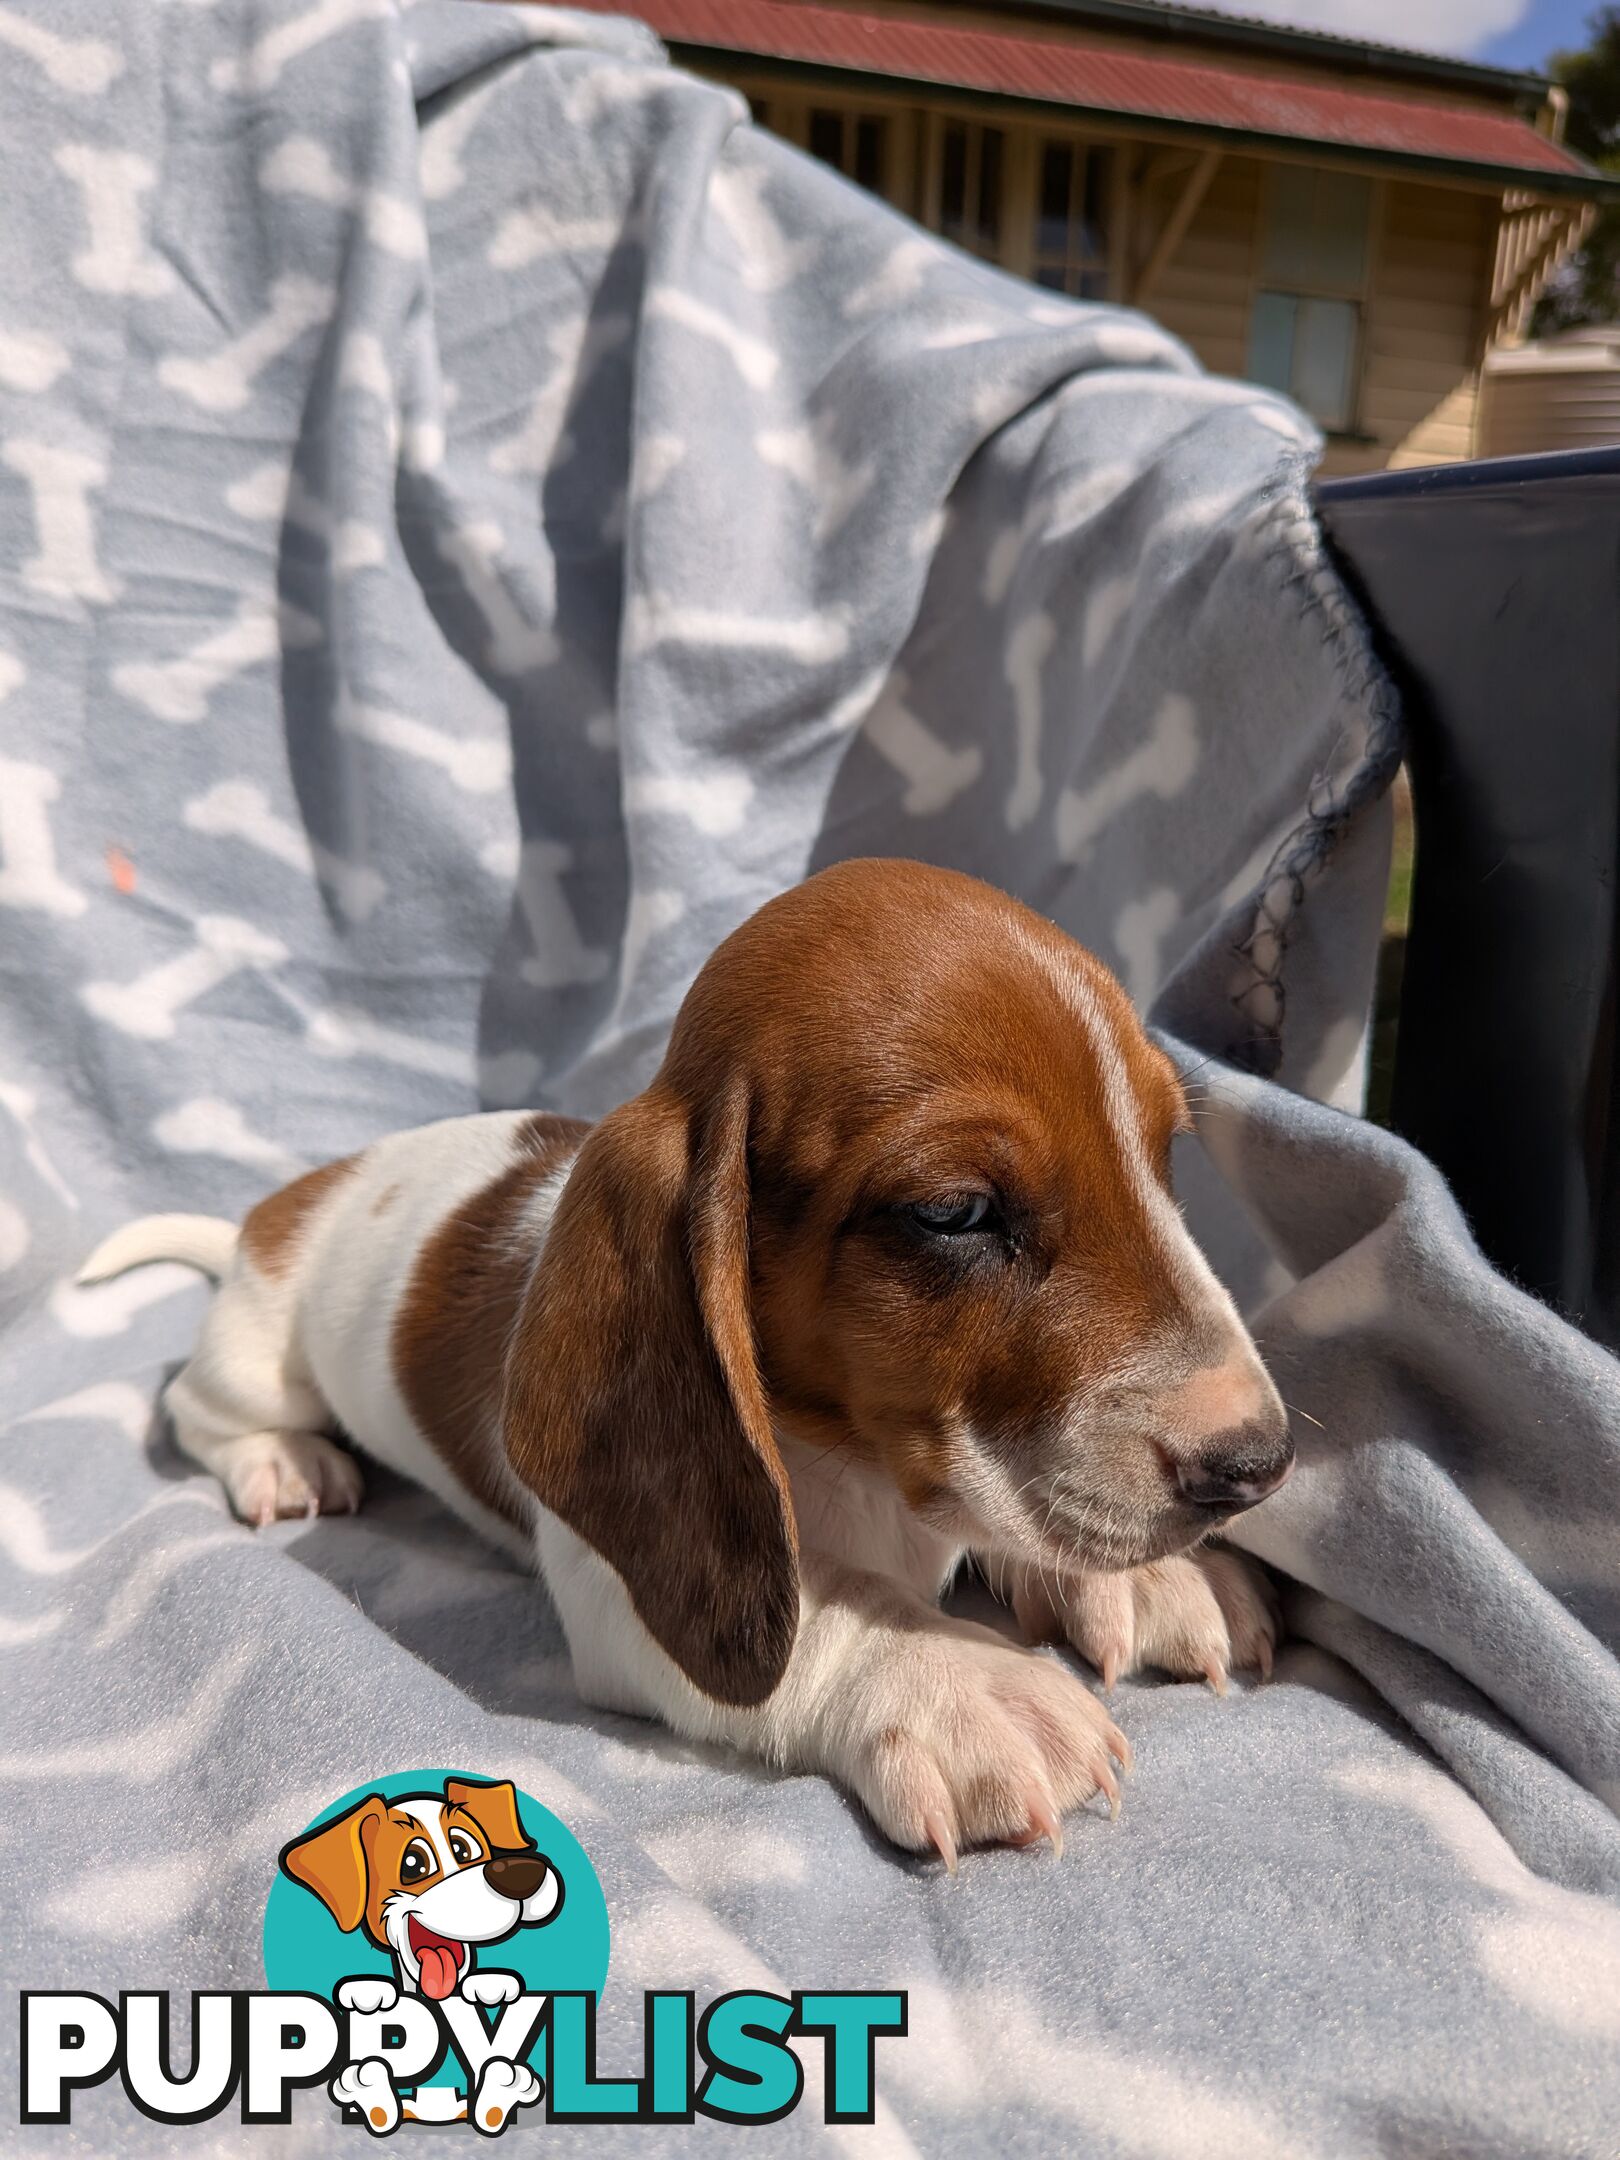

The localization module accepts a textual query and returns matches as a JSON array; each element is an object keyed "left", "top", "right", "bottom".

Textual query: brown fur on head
[{"left": 504, "top": 859, "right": 1290, "bottom": 1709}]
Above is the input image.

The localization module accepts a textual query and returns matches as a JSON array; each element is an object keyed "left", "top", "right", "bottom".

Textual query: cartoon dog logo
[{"left": 280, "top": 1775, "right": 563, "bottom": 2130}]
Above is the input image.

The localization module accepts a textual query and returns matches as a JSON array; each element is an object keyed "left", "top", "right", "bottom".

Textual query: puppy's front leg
[
  {"left": 537, "top": 1520, "right": 1128, "bottom": 1863},
  {"left": 1010, "top": 1548, "right": 1280, "bottom": 1693}
]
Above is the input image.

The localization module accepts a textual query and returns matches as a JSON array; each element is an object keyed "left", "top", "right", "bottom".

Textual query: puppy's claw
[
  {"left": 923, "top": 1812, "right": 958, "bottom": 1876},
  {"left": 1026, "top": 1794, "right": 1064, "bottom": 1860},
  {"left": 1100, "top": 1648, "right": 1119, "bottom": 1694},
  {"left": 1203, "top": 1657, "right": 1229, "bottom": 1697},
  {"left": 1256, "top": 1635, "right": 1274, "bottom": 1683},
  {"left": 304, "top": 1494, "right": 320, "bottom": 1520},
  {"left": 1094, "top": 1761, "right": 1122, "bottom": 1821}
]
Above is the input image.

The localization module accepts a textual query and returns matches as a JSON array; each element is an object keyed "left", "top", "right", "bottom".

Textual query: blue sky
[
  {"left": 1481, "top": 0, "right": 1599, "bottom": 68},
  {"left": 1195, "top": 1, "right": 1601, "bottom": 70}
]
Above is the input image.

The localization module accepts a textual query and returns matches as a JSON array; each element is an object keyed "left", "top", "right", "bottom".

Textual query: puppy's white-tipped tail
[{"left": 77, "top": 1213, "right": 239, "bottom": 1285}]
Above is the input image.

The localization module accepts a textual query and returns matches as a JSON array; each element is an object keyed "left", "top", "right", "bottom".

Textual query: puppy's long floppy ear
[
  {"left": 280, "top": 1795, "right": 385, "bottom": 1935},
  {"left": 445, "top": 1777, "right": 533, "bottom": 1855},
  {"left": 504, "top": 1080, "right": 797, "bottom": 1708}
]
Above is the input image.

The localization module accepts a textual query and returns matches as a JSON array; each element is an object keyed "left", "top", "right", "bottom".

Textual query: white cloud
[{"left": 1190, "top": 0, "right": 1531, "bottom": 62}]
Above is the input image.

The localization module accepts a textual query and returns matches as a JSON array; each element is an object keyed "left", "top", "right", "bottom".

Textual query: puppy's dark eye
[
  {"left": 399, "top": 1841, "right": 435, "bottom": 1884},
  {"left": 447, "top": 1830, "right": 482, "bottom": 1866},
  {"left": 905, "top": 1193, "right": 995, "bottom": 1236}
]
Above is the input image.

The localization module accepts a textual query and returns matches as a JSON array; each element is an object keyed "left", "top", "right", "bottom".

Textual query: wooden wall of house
[
  {"left": 1145, "top": 157, "right": 1496, "bottom": 474},
  {"left": 1358, "top": 180, "right": 1496, "bottom": 473},
  {"left": 1137, "top": 154, "right": 1263, "bottom": 385}
]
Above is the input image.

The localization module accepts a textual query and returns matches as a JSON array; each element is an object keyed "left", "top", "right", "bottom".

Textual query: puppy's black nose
[
  {"left": 485, "top": 1854, "right": 547, "bottom": 1902},
  {"left": 1176, "top": 1424, "right": 1295, "bottom": 1512}
]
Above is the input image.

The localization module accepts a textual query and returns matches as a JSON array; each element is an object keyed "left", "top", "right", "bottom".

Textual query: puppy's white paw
[
  {"left": 215, "top": 1428, "right": 364, "bottom": 1525},
  {"left": 473, "top": 2057, "right": 541, "bottom": 2134},
  {"left": 834, "top": 1619, "right": 1131, "bottom": 1866},
  {"left": 1016, "top": 1546, "right": 1279, "bottom": 1692},
  {"left": 331, "top": 2057, "right": 399, "bottom": 2135},
  {"left": 460, "top": 1969, "right": 522, "bottom": 2007},
  {"left": 336, "top": 1977, "right": 398, "bottom": 2015}
]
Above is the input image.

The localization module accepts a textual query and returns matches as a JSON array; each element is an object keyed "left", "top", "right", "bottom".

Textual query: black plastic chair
[{"left": 1315, "top": 445, "right": 1620, "bottom": 1345}]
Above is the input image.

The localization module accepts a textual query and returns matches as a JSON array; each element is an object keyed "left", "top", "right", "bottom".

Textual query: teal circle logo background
[{"left": 262, "top": 1768, "right": 610, "bottom": 2017}]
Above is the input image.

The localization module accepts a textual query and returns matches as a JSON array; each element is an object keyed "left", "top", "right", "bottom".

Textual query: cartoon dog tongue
[{"left": 410, "top": 1923, "right": 462, "bottom": 2001}]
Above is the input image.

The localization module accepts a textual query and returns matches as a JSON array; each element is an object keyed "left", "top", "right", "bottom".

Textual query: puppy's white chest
[{"left": 780, "top": 1438, "right": 959, "bottom": 1598}]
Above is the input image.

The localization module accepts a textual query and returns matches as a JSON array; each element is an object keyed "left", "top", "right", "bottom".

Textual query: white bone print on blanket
[
  {"left": 113, "top": 602, "right": 322, "bottom": 724},
  {"left": 159, "top": 276, "right": 333, "bottom": 412},
  {"left": 2, "top": 439, "right": 119, "bottom": 603},
  {"left": 707, "top": 159, "right": 819, "bottom": 293},
  {"left": 487, "top": 317, "right": 631, "bottom": 477},
  {"left": 859, "top": 672, "right": 984, "bottom": 818},
  {"left": 259, "top": 136, "right": 424, "bottom": 257},
  {"left": 54, "top": 146, "right": 172, "bottom": 296},
  {"left": 224, "top": 461, "right": 384, "bottom": 576},
  {"left": 0, "top": 760, "right": 88, "bottom": 918},
  {"left": 305, "top": 1004, "right": 479, "bottom": 1084},
  {"left": 210, "top": 0, "right": 391, "bottom": 96},
  {"left": 1056, "top": 694, "right": 1202, "bottom": 862},
  {"left": 645, "top": 288, "right": 779, "bottom": 388},
  {"left": 0, "top": 4, "right": 120, "bottom": 93},
  {"left": 152, "top": 1098, "right": 305, "bottom": 1178},
  {"left": 183, "top": 781, "right": 385, "bottom": 923},
  {"left": 0, "top": 326, "right": 68, "bottom": 394},
  {"left": 337, "top": 694, "right": 511, "bottom": 794},
  {"left": 435, "top": 523, "right": 557, "bottom": 676},
  {"left": 513, "top": 841, "right": 611, "bottom": 989},
  {"left": 1003, "top": 610, "right": 1056, "bottom": 832},
  {"left": 755, "top": 419, "right": 873, "bottom": 542},
  {"left": 418, "top": 75, "right": 500, "bottom": 202},
  {"left": 81, "top": 918, "right": 289, "bottom": 1040}
]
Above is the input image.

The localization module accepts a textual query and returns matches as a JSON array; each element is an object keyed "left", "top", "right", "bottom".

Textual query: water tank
[{"left": 1478, "top": 327, "right": 1620, "bottom": 459}]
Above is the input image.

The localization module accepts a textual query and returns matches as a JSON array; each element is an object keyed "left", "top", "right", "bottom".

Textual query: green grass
[
  {"left": 1368, "top": 769, "right": 1413, "bottom": 1127},
  {"left": 1384, "top": 772, "right": 1414, "bottom": 937}
]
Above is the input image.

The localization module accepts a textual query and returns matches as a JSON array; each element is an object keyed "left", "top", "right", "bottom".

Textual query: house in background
[{"left": 571, "top": 0, "right": 1620, "bottom": 473}]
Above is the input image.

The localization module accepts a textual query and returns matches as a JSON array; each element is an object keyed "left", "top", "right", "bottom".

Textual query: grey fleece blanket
[{"left": 4, "top": 0, "right": 1619, "bottom": 2151}]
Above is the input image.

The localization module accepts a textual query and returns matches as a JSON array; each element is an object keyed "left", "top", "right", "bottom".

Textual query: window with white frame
[
  {"left": 1247, "top": 167, "right": 1373, "bottom": 433},
  {"left": 1032, "top": 140, "right": 1111, "bottom": 298}
]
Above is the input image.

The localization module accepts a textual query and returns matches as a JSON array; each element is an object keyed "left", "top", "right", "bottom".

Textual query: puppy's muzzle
[
  {"left": 1173, "top": 1415, "right": 1294, "bottom": 1514},
  {"left": 485, "top": 1854, "right": 547, "bottom": 1902}
]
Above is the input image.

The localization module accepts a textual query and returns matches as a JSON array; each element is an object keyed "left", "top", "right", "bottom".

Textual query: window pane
[
  {"left": 1292, "top": 297, "right": 1357, "bottom": 430},
  {"left": 940, "top": 122, "right": 968, "bottom": 240},
  {"left": 978, "top": 126, "right": 1003, "bottom": 250},
  {"left": 853, "top": 115, "right": 885, "bottom": 194},
  {"left": 1248, "top": 290, "right": 1297, "bottom": 396},
  {"left": 1081, "top": 149, "right": 1106, "bottom": 238},
  {"left": 808, "top": 108, "right": 844, "bottom": 172},
  {"left": 1039, "top": 141, "right": 1072, "bottom": 261}
]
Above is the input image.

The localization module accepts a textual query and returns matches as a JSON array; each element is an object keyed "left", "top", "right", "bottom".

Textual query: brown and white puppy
[{"left": 82, "top": 860, "right": 1292, "bottom": 1864}]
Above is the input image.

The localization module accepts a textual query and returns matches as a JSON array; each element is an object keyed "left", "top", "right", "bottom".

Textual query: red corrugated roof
[{"left": 572, "top": 0, "right": 1596, "bottom": 186}]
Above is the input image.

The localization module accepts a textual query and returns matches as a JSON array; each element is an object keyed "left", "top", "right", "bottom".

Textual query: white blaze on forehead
[{"left": 1017, "top": 926, "right": 1236, "bottom": 1331}]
